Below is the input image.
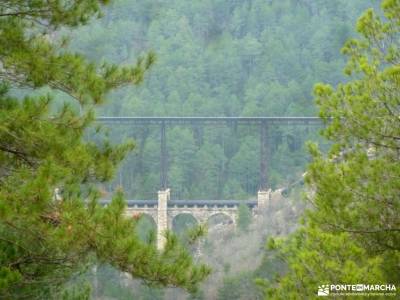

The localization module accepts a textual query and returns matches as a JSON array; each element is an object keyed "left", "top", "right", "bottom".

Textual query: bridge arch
[
  {"left": 171, "top": 213, "right": 199, "bottom": 237},
  {"left": 207, "top": 212, "right": 236, "bottom": 227},
  {"left": 134, "top": 213, "right": 157, "bottom": 244}
]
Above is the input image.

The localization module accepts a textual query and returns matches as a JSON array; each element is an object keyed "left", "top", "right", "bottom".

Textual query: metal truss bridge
[{"left": 97, "top": 116, "right": 324, "bottom": 191}]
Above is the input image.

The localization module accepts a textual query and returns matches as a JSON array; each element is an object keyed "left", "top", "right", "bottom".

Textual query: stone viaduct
[{"left": 102, "top": 189, "right": 271, "bottom": 249}]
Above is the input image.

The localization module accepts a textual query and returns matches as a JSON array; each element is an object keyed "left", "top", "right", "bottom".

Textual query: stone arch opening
[
  {"left": 135, "top": 213, "right": 157, "bottom": 244},
  {"left": 206, "top": 213, "right": 235, "bottom": 242},
  {"left": 172, "top": 213, "right": 198, "bottom": 238},
  {"left": 207, "top": 213, "right": 234, "bottom": 228}
]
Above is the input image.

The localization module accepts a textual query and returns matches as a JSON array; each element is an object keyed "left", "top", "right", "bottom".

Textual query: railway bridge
[
  {"left": 101, "top": 189, "right": 271, "bottom": 249},
  {"left": 97, "top": 117, "right": 323, "bottom": 249}
]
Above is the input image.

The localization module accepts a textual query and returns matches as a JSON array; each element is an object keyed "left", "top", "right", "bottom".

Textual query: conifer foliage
[
  {"left": 0, "top": 1, "right": 209, "bottom": 299},
  {"left": 261, "top": 1, "right": 400, "bottom": 298}
]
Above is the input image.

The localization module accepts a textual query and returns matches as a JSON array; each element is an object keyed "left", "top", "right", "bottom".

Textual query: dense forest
[
  {"left": 67, "top": 0, "right": 376, "bottom": 200},
  {"left": 1, "top": 0, "right": 399, "bottom": 299}
]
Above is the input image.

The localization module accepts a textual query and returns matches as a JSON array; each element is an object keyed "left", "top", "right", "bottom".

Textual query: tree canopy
[
  {"left": 260, "top": 1, "right": 400, "bottom": 298},
  {"left": 0, "top": 1, "right": 209, "bottom": 299},
  {"left": 67, "top": 0, "right": 374, "bottom": 200}
]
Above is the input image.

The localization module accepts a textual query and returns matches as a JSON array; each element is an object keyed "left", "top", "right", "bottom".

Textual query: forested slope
[
  {"left": 60, "top": 1, "right": 386, "bottom": 299},
  {"left": 67, "top": 0, "right": 377, "bottom": 200}
]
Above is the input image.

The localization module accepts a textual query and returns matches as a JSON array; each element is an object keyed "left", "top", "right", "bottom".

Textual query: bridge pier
[
  {"left": 157, "top": 189, "right": 170, "bottom": 250},
  {"left": 259, "top": 121, "right": 270, "bottom": 190},
  {"left": 257, "top": 189, "right": 271, "bottom": 208}
]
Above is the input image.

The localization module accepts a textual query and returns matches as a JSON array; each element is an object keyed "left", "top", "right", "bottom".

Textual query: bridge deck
[
  {"left": 99, "top": 199, "right": 258, "bottom": 208},
  {"left": 97, "top": 116, "right": 323, "bottom": 125}
]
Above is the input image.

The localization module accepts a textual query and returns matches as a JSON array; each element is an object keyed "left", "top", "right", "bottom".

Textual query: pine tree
[
  {"left": 0, "top": 1, "right": 209, "bottom": 299},
  {"left": 260, "top": 1, "right": 400, "bottom": 298}
]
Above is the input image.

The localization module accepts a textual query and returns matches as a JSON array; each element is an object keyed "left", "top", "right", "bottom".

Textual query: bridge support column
[
  {"left": 160, "top": 121, "right": 168, "bottom": 190},
  {"left": 259, "top": 121, "right": 270, "bottom": 190},
  {"left": 258, "top": 189, "right": 271, "bottom": 208},
  {"left": 157, "top": 189, "right": 170, "bottom": 250}
]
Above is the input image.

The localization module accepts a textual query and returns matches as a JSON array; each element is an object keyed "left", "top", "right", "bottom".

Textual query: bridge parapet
[{"left": 107, "top": 199, "right": 257, "bottom": 209}]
